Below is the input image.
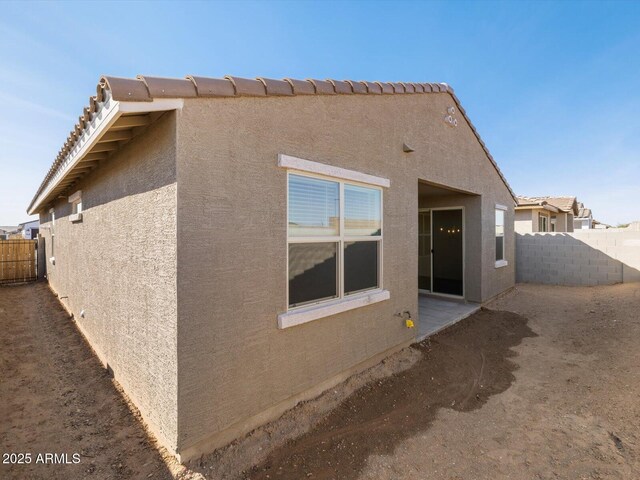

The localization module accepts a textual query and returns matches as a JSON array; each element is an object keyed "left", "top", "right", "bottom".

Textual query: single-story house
[
  {"left": 28, "top": 74, "right": 516, "bottom": 461},
  {"left": 515, "top": 196, "right": 579, "bottom": 233},
  {"left": 18, "top": 219, "right": 40, "bottom": 239},
  {"left": 593, "top": 220, "right": 610, "bottom": 229},
  {"left": 574, "top": 202, "right": 594, "bottom": 230}
]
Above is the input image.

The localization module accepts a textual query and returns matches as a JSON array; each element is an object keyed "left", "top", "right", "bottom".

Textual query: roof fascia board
[
  {"left": 28, "top": 97, "right": 183, "bottom": 215},
  {"left": 117, "top": 98, "right": 183, "bottom": 114},
  {"left": 515, "top": 205, "right": 560, "bottom": 213},
  {"left": 28, "top": 95, "right": 121, "bottom": 214}
]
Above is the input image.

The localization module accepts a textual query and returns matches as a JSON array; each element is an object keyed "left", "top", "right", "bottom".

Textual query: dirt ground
[
  {"left": 190, "top": 283, "right": 640, "bottom": 480},
  {"left": 0, "top": 282, "right": 179, "bottom": 480},
  {"left": 2, "top": 282, "right": 640, "bottom": 480}
]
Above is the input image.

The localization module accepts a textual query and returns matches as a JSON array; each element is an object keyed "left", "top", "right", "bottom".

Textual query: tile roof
[
  {"left": 28, "top": 75, "right": 516, "bottom": 213},
  {"left": 517, "top": 195, "right": 578, "bottom": 214},
  {"left": 577, "top": 204, "right": 592, "bottom": 218}
]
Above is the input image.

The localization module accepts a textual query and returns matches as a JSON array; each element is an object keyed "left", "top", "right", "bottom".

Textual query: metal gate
[{"left": 0, "top": 239, "right": 38, "bottom": 284}]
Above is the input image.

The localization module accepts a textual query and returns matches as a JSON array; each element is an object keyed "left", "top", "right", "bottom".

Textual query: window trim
[
  {"left": 286, "top": 170, "right": 384, "bottom": 309},
  {"left": 278, "top": 289, "right": 390, "bottom": 329},
  {"left": 68, "top": 190, "right": 83, "bottom": 223},
  {"left": 538, "top": 211, "right": 549, "bottom": 232},
  {"left": 279, "top": 153, "right": 390, "bottom": 188},
  {"left": 281, "top": 158, "right": 389, "bottom": 328}
]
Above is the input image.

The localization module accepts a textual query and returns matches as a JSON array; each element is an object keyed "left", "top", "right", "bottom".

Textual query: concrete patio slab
[{"left": 417, "top": 295, "right": 481, "bottom": 341}]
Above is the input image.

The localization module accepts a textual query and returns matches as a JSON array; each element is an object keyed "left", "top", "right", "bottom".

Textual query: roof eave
[
  {"left": 515, "top": 204, "right": 560, "bottom": 213},
  {"left": 27, "top": 95, "right": 183, "bottom": 215}
]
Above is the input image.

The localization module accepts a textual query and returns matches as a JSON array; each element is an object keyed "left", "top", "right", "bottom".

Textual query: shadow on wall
[
  {"left": 288, "top": 242, "right": 378, "bottom": 307},
  {"left": 516, "top": 233, "right": 640, "bottom": 286},
  {"left": 40, "top": 112, "right": 177, "bottom": 223}
]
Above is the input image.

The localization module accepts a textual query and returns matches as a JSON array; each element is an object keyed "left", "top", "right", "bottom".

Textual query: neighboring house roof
[
  {"left": 577, "top": 208, "right": 592, "bottom": 218},
  {"left": 18, "top": 219, "right": 39, "bottom": 227},
  {"left": 0, "top": 225, "right": 18, "bottom": 233},
  {"left": 516, "top": 195, "right": 578, "bottom": 215},
  {"left": 515, "top": 196, "right": 560, "bottom": 213},
  {"left": 576, "top": 202, "right": 592, "bottom": 219},
  {"left": 27, "top": 74, "right": 516, "bottom": 215}
]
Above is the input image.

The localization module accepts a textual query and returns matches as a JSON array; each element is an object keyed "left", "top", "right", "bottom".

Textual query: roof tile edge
[{"left": 27, "top": 74, "right": 515, "bottom": 213}]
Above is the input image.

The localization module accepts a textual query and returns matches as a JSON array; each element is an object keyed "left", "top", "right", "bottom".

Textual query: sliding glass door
[{"left": 431, "top": 209, "right": 464, "bottom": 297}]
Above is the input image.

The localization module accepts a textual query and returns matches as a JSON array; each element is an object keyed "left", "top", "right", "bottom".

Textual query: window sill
[
  {"left": 70, "top": 213, "right": 83, "bottom": 223},
  {"left": 495, "top": 259, "right": 508, "bottom": 268},
  {"left": 278, "top": 289, "right": 390, "bottom": 329}
]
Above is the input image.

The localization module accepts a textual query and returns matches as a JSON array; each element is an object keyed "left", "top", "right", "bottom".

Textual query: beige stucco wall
[
  {"left": 174, "top": 92, "right": 515, "bottom": 457},
  {"left": 37, "top": 113, "right": 179, "bottom": 450},
  {"left": 516, "top": 208, "right": 575, "bottom": 234},
  {"left": 515, "top": 209, "right": 535, "bottom": 234}
]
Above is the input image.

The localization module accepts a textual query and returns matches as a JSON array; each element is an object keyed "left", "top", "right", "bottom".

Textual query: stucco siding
[
  {"left": 174, "top": 92, "right": 515, "bottom": 456},
  {"left": 515, "top": 209, "right": 535, "bottom": 234},
  {"left": 37, "top": 112, "right": 179, "bottom": 450}
]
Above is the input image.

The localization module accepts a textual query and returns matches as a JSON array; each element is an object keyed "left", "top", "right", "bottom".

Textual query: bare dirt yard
[
  {"left": 191, "top": 283, "right": 640, "bottom": 480},
  {"left": 2, "top": 282, "right": 640, "bottom": 480},
  {"left": 0, "top": 282, "right": 176, "bottom": 480}
]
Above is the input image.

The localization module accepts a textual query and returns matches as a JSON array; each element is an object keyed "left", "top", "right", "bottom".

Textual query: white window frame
[
  {"left": 495, "top": 204, "right": 508, "bottom": 268},
  {"left": 538, "top": 212, "right": 549, "bottom": 232},
  {"left": 49, "top": 208, "right": 56, "bottom": 264},
  {"left": 68, "top": 190, "right": 83, "bottom": 223},
  {"left": 278, "top": 155, "right": 390, "bottom": 329}
]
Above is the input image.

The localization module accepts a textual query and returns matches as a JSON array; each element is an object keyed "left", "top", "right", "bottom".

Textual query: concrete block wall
[{"left": 516, "top": 231, "right": 640, "bottom": 285}]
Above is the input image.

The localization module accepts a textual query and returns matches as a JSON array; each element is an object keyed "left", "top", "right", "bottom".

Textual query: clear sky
[{"left": 1, "top": 0, "right": 638, "bottom": 226}]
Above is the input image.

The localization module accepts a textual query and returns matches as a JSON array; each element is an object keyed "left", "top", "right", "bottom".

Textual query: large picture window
[{"left": 287, "top": 173, "right": 382, "bottom": 309}]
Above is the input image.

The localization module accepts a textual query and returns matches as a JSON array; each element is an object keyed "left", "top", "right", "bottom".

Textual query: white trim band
[
  {"left": 495, "top": 259, "right": 508, "bottom": 268},
  {"left": 278, "top": 289, "right": 390, "bottom": 329},
  {"left": 495, "top": 203, "right": 508, "bottom": 211},
  {"left": 278, "top": 154, "right": 390, "bottom": 188}
]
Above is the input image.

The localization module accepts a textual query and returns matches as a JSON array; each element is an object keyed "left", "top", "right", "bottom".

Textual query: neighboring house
[
  {"left": 515, "top": 196, "right": 579, "bottom": 233},
  {"left": 0, "top": 225, "right": 18, "bottom": 240},
  {"left": 28, "top": 74, "right": 516, "bottom": 461},
  {"left": 593, "top": 220, "right": 610, "bottom": 229},
  {"left": 574, "top": 202, "right": 594, "bottom": 230},
  {"left": 17, "top": 219, "right": 40, "bottom": 239}
]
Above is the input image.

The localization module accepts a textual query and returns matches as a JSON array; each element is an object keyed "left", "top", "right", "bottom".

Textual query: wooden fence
[{"left": 0, "top": 239, "right": 38, "bottom": 284}]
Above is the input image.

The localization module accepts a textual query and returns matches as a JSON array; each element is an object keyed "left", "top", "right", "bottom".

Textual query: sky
[{"left": 0, "top": 0, "right": 638, "bottom": 226}]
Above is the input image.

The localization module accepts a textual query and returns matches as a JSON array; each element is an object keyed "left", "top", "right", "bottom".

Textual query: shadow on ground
[{"left": 248, "top": 308, "right": 536, "bottom": 480}]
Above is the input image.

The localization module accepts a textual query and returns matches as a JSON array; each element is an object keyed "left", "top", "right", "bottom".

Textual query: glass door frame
[
  {"left": 418, "top": 208, "right": 432, "bottom": 295},
  {"left": 419, "top": 206, "right": 465, "bottom": 299}
]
